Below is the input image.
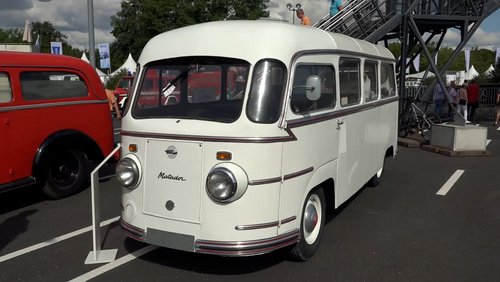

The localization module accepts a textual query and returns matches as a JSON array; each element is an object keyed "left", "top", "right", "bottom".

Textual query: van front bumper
[{"left": 120, "top": 218, "right": 300, "bottom": 256}]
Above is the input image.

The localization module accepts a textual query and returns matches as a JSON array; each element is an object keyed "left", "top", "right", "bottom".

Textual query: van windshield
[{"left": 131, "top": 57, "right": 250, "bottom": 122}]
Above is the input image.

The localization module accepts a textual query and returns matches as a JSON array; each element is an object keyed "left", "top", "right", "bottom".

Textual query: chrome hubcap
[
  {"left": 303, "top": 194, "right": 322, "bottom": 245},
  {"left": 304, "top": 204, "right": 318, "bottom": 233}
]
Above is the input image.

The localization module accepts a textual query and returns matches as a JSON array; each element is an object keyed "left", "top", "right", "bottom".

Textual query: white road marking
[
  {"left": 0, "top": 216, "right": 120, "bottom": 263},
  {"left": 436, "top": 170, "right": 465, "bottom": 196},
  {"left": 486, "top": 139, "right": 491, "bottom": 147},
  {"left": 69, "top": 245, "right": 158, "bottom": 282},
  {"left": 497, "top": 126, "right": 500, "bottom": 131}
]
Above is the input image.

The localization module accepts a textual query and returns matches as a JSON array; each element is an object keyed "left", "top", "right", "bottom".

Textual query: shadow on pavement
[
  {"left": 0, "top": 209, "right": 38, "bottom": 251},
  {"left": 0, "top": 186, "right": 46, "bottom": 214},
  {"left": 123, "top": 237, "right": 289, "bottom": 275}
]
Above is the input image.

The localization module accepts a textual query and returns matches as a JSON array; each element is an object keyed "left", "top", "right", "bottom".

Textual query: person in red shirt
[{"left": 466, "top": 79, "right": 480, "bottom": 122}]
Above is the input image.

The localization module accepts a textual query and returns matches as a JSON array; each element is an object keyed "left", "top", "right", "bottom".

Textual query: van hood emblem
[{"left": 165, "top": 146, "right": 178, "bottom": 159}]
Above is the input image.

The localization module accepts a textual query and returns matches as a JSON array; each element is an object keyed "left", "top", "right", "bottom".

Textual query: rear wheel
[
  {"left": 290, "top": 188, "right": 326, "bottom": 261},
  {"left": 367, "top": 159, "right": 384, "bottom": 187},
  {"left": 42, "top": 149, "right": 89, "bottom": 199}
]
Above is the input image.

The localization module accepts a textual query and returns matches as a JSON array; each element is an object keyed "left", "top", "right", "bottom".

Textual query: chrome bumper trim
[
  {"left": 119, "top": 218, "right": 146, "bottom": 242},
  {"left": 235, "top": 216, "right": 297, "bottom": 231},
  {"left": 195, "top": 229, "right": 300, "bottom": 256}
]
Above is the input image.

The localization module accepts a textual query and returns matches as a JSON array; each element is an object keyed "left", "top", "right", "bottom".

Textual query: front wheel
[
  {"left": 290, "top": 188, "right": 326, "bottom": 261},
  {"left": 42, "top": 149, "right": 89, "bottom": 199}
]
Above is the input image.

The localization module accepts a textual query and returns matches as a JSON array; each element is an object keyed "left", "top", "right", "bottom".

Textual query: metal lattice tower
[{"left": 315, "top": 0, "right": 500, "bottom": 102}]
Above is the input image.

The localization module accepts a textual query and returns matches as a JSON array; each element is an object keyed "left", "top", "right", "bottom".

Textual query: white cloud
[
  {"left": 1, "top": 0, "right": 499, "bottom": 52},
  {"left": 0, "top": 0, "right": 121, "bottom": 50},
  {"left": 437, "top": 27, "right": 500, "bottom": 50}
]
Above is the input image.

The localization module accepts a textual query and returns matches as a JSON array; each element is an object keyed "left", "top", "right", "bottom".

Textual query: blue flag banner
[
  {"left": 50, "top": 42, "right": 63, "bottom": 55},
  {"left": 98, "top": 43, "right": 111, "bottom": 69}
]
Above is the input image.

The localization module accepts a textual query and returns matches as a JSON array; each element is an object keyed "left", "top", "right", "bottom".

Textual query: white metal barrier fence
[{"left": 84, "top": 143, "right": 121, "bottom": 265}]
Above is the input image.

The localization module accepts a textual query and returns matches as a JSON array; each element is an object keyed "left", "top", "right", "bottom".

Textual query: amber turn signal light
[
  {"left": 128, "top": 144, "right": 138, "bottom": 152},
  {"left": 216, "top": 151, "right": 232, "bottom": 160}
]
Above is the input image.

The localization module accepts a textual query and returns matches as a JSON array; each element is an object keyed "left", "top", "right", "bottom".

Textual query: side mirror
[{"left": 306, "top": 75, "right": 322, "bottom": 101}]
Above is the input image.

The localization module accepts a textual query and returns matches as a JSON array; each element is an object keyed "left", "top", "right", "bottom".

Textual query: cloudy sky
[{"left": 1, "top": 0, "right": 500, "bottom": 51}]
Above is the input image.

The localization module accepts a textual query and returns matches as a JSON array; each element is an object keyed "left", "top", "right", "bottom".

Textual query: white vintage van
[{"left": 116, "top": 20, "right": 398, "bottom": 260}]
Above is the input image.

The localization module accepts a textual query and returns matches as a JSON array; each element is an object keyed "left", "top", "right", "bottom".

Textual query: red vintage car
[{"left": 0, "top": 52, "right": 115, "bottom": 199}]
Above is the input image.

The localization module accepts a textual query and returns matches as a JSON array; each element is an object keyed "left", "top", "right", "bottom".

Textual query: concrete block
[{"left": 431, "top": 124, "right": 487, "bottom": 152}]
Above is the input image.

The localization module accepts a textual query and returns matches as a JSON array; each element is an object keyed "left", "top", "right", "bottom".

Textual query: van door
[
  {"left": 336, "top": 58, "right": 378, "bottom": 204},
  {"left": 280, "top": 55, "right": 338, "bottom": 234},
  {"left": 0, "top": 71, "right": 13, "bottom": 185}
]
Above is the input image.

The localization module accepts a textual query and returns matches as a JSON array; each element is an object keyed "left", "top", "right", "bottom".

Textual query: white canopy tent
[
  {"left": 484, "top": 64, "right": 495, "bottom": 76},
  {"left": 22, "top": 19, "right": 32, "bottom": 43},
  {"left": 81, "top": 53, "right": 109, "bottom": 83},
  {"left": 109, "top": 53, "right": 137, "bottom": 77},
  {"left": 465, "top": 65, "right": 479, "bottom": 80},
  {"left": 80, "top": 52, "right": 90, "bottom": 63}
]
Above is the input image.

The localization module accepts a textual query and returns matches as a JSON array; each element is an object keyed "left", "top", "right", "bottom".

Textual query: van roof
[{"left": 139, "top": 20, "right": 395, "bottom": 65}]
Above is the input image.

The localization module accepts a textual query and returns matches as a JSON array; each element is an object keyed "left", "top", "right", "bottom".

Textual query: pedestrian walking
[
  {"left": 457, "top": 83, "right": 468, "bottom": 122},
  {"left": 466, "top": 79, "right": 480, "bottom": 122},
  {"left": 448, "top": 81, "right": 458, "bottom": 120},
  {"left": 330, "top": 0, "right": 344, "bottom": 17},
  {"left": 433, "top": 82, "right": 445, "bottom": 118}
]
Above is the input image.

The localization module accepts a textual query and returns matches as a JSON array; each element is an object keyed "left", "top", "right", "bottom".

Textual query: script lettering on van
[{"left": 158, "top": 172, "right": 186, "bottom": 182}]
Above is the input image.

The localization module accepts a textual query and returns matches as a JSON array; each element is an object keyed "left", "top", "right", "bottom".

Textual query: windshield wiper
[{"left": 162, "top": 66, "right": 192, "bottom": 98}]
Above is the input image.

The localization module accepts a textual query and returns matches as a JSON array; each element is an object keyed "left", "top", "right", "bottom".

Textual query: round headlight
[
  {"left": 116, "top": 156, "right": 140, "bottom": 189},
  {"left": 206, "top": 167, "right": 237, "bottom": 202}
]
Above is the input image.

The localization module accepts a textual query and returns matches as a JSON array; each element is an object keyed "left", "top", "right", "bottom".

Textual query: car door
[{"left": 0, "top": 71, "right": 14, "bottom": 185}]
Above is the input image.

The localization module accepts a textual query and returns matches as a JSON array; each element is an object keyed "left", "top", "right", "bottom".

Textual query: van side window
[
  {"left": 20, "top": 71, "right": 88, "bottom": 100},
  {"left": 291, "top": 65, "right": 335, "bottom": 114},
  {"left": 381, "top": 63, "right": 396, "bottom": 98},
  {"left": 364, "top": 61, "right": 378, "bottom": 102},
  {"left": 0, "top": 72, "right": 12, "bottom": 103},
  {"left": 339, "top": 58, "right": 360, "bottom": 107}
]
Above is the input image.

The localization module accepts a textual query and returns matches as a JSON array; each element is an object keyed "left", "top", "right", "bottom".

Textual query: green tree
[
  {"left": 110, "top": 0, "right": 269, "bottom": 71},
  {"left": 0, "top": 28, "right": 23, "bottom": 43},
  {"left": 31, "top": 21, "right": 82, "bottom": 57},
  {"left": 387, "top": 42, "right": 401, "bottom": 59},
  {"left": 386, "top": 40, "right": 498, "bottom": 77}
]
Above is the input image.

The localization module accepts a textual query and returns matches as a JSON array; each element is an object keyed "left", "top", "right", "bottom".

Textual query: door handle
[{"left": 336, "top": 120, "right": 344, "bottom": 129}]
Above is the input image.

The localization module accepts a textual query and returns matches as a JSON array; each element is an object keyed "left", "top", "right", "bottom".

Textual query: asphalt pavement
[{"left": 0, "top": 121, "right": 499, "bottom": 281}]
